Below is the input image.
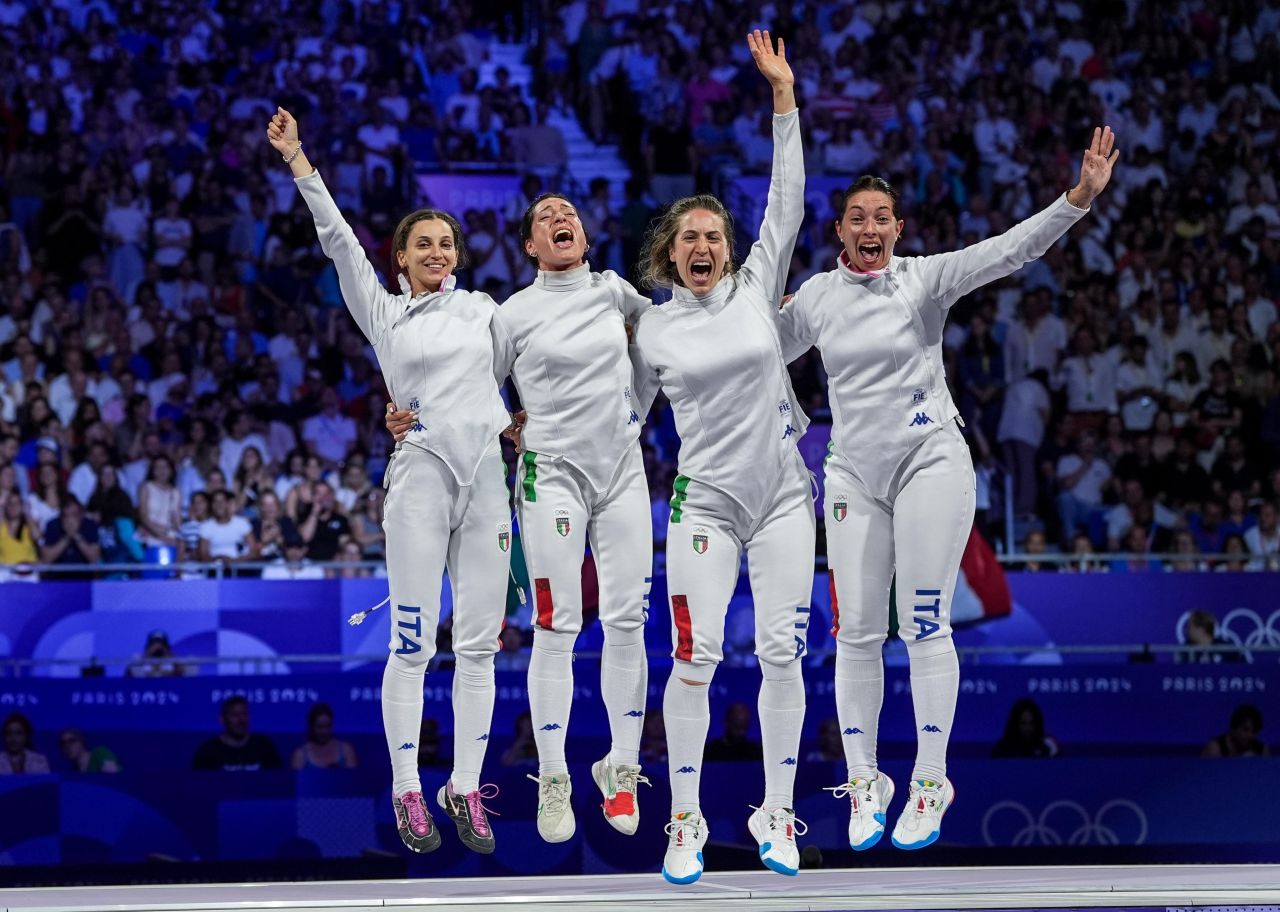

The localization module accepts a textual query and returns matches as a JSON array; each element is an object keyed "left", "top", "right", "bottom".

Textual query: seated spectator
[
  {"left": 40, "top": 498, "right": 101, "bottom": 572},
  {"left": 301, "top": 482, "right": 350, "bottom": 561},
  {"left": 291, "top": 703, "right": 358, "bottom": 770},
  {"left": 178, "top": 490, "right": 211, "bottom": 561},
  {"left": 1244, "top": 500, "right": 1280, "bottom": 570},
  {"left": 1061, "top": 532, "right": 1107, "bottom": 573},
  {"left": 1012, "top": 528, "right": 1056, "bottom": 572},
  {"left": 804, "top": 717, "right": 844, "bottom": 763},
  {"left": 58, "top": 728, "right": 121, "bottom": 773},
  {"left": 333, "top": 538, "right": 368, "bottom": 577},
  {"left": 1104, "top": 479, "right": 1181, "bottom": 552},
  {"left": 992, "top": 698, "right": 1060, "bottom": 758},
  {"left": 704, "top": 703, "right": 762, "bottom": 761},
  {"left": 88, "top": 464, "right": 146, "bottom": 566},
  {"left": 301, "top": 389, "right": 357, "bottom": 469},
  {"left": 261, "top": 533, "right": 326, "bottom": 580},
  {"left": 126, "top": 629, "right": 191, "bottom": 678},
  {"left": 252, "top": 490, "right": 298, "bottom": 561},
  {"left": 198, "top": 488, "right": 256, "bottom": 563},
  {"left": 0, "top": 712, "right": 50, "bottom": 774},
  {"left": 1166, "top": 530, "right": 1210, "bottom": 572},
  {"left": 350, "top": 488, "right": 386, "bottom": 559},
  {"left": 500, "top": 710, "right": 538, "bottom": 767},
  {"left": 192, "top": 696, "right": 282, "bottom": 771},
  {"left": 1216, "top": 533, "right": 1251, "bottom": 572},
  {"left": 1176, "top": 610, "right": 1244, "bottom": 664},
  {"left": 137, "top": 456, "right": 182, "bottom": 550},
  {"left": 1202, "top": 704, "right": 1269, "bottom": 758},
  {"left": 0, "top": 490, "right": 39, "bottom": 566},
  {"left": 1055, "top": 431, "right": 1111, "bottom": 546}
]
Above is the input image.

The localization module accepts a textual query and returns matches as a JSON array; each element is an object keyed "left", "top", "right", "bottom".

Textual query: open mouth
[
  {"left": 856, "top": 243, "right": 882, "bottom": 265},
  {"left": 689, "top": 260, "right": 713, "bottom": 280},
  {"left": 553, "top": 228, "right": 574, "bottom": 249}
]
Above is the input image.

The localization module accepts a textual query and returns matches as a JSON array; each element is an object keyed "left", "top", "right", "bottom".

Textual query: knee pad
[
  {"left": 532, "top": 627, "right": 577, "bottom": 657},
  {"left": 602, "top": 623, "right": 646, "bottom": 648}
]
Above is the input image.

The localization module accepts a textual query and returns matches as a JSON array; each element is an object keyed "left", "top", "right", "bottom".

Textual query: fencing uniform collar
[
  {"left": 670, "top": 275, "right": 732, "bottom": 309},
  {"left": 535, "top": 261, "right": 591, "bottom": 290},
  {"left": 837, "top": 250, "right": 896, "bottom": 282}
]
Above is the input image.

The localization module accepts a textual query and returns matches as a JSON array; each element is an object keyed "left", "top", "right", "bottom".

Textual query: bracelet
[{"left": 283, "top": 141, "right": 303, "bottom": 164}]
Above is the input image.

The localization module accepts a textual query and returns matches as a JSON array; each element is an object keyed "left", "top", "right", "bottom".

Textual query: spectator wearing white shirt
[
  {"left": 67, "top": 442, "right": 111, "bottom": 509},
  {"left": 1244, "top": 275, "right": 1276, "bottom": 341},
  {"left": 1056, "top": 432, "right": 1112, "bottom": 546},
  {"left": 355, "top": 106, "right": 401, "bottom": 179},
  {"left": 1224, "top": 182, "right": 1280, "bottom": 235},
  {"left": 152, "top": 199, "right": 193, "bottom": 269},
  {"left": 1244, "top": 501, "right": 1280, "bottom": 571},
  {"left": 1004, "top": 289, "right": 1068, "bottom": 382},
  {"left": 1176, "top": 85, "right": 1217, "bottom": 141},
  {"left": 1104, "top": 478, "right": 1181, "bottom": 551},
  {"left": 1151, "top": 300, "right": 1200, "bottom": 380},
  {"left": 997, "top": 370, "right": 1051, "bottom": 519},
  {"left": 1196, "top": 305, "right": 1238, "bottom": 377},
  {"left": 1056, "top": 326, "right": 1117, "bottom": 422},
  {"left": 197, "top": 488, "right": 256, "bottom": 562},
  {"left": 1115, "top": 337, "right": 1162, "bottom": 431},
  {"left": 218, "top": 410, "right": 270, "bottom": 485},
  {"left": 301, "top": 388, "right": 358, "bottom": 469}
]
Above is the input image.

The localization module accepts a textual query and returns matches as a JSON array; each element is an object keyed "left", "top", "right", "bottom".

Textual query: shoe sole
[
  {"left": 748, "top": 814, "right": 799, "bottom": 876},
  {"left": 394, "top": 797, "right": 442, "bottom": 854},
  {"left": 891, "top": 780, "right": 954, "bottom": 851},
  {"left": 437, "top": 787, "right": 496, "bottom": 855},
  {"left": 661, "top": 852, "right": 704, "bottom": 885},
  {"left": 850, "top": 776, "right": 895, "bottom": 851},
  {"left": 591, "top": 759, "right": 639, "bottom": 836}
]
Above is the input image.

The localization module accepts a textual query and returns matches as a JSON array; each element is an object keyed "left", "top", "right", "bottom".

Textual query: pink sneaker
[
  {"left": 438, "top": 781, "right": 499, "bottom": 854},
  {"left": 393, "top": 790, "right": 441, "bottom": 853}
]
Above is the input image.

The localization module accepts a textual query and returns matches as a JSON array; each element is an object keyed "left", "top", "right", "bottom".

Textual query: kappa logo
[
  {"left": 922, "top": 724, "right": 943, "bottom": 733},
  {"left": 780, "top": 757, "right": 797, "bottom": 766},
  {"left": 692, "top": 526, "right": 709, "bottom": 554},
  {"left": 540, "top": 723, "right": 563, "bottom": 731},
  {"left": 843, "top": 727, "right": 863, "bottom": 735},
  {"left": 676, "top": 766, "right": 697, "bottom": 774},
  {"left": 398, "top": 742, "right": 416, "bottom": 750},
  {"left": 624, "top": 710, "right": 645, "bottom": 718},
  {"left": 554, "top": 509, "right": 571, "bottom": 537},
  {"left": 912, "top": 388, "right": 927, "bottom": 405},
  {"left": 781, "top": 423, "right": 795, "bottom": 439},
  {"left": 833, "top": 497, "right": 848, "bottom": 522},
  {"left": 476, "top": 734, "right": 489, "bottom": 741},
  {"left": 628, "top": 409, "right": 639, "bottom": 424},
  {"left": 908, "top": 412, "right": 933, "bottom": 427},
  {"left": 982, "top": 799, "right": 1148, "bottom": 847},
  {"left": 497, "top": 523, "right": 510, "bottom": 552}
]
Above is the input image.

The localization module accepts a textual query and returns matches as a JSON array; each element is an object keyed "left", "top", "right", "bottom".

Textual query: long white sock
[
  {"left": 602, "top": 625, "right": 648, "bottom": 766},
  {"left": 664, "top": 661, "right": 715, "bottom": 815},
  {"left": 382, "top": 653, "right": 427, "bottom": 796},
  {"left": 835, "top": 640, "right": 885, "bottom": 781},
  {"left": 450, "top": 654, "right": 495, "bottom": 793},
  {"left": 758, "top": 657, "right": 805, "bottom": 809},
  {"left": 906, "top": 637, "right": 959, "bottom": 782},
  {"left": 529, "top": 628, "right": 575, "bottom": 775}
]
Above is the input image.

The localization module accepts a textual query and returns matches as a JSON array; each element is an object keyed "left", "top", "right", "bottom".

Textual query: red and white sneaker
[
  {"left": 891, "top": 777, "right": 955, "bottom": 850},
  {"left": 825, "top": 773, "right": 895, "bottom": 850},
  {"left": 591, "top": 756, "right": 650, "bottom": 836},
  {"left": 393, "top": 790, "right": 441, "bottom": 853}
]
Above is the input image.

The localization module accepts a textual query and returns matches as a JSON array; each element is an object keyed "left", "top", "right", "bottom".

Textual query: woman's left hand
[
  {"left": 747, "top": 29, "right": 792, "bottom": 89},
  {"left": 1070, "top": 126, "right": 1119, "bottom": 207}
]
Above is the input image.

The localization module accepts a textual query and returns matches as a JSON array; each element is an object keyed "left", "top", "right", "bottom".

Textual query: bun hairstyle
[{"left": 639, "top": 194, "right": 737, "bottom": 290}]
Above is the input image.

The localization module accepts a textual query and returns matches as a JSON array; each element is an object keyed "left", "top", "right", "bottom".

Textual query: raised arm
[
  {"left": 267, "top": 106, "right": 397, "bottom": 345},
  {"left": 741, "top": 30, "right": 804, "bottom": 310},
  {"left": 921, "top": 126, "right": 1120, "bottom": 310}
]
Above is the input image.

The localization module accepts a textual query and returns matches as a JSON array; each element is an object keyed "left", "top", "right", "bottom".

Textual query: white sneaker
[
  {"left": 527, "top": 772, "right": 575, "bottom": 843},
  {"left": 891, "top": 777, "right": 954, "bottom": 850},
  {"left": 661, "top": 812, "right": 708, "bottom": 884},
  {"left": 746, "top": 805, "right": 806, "bottom": 876},
  {"left": 592, "top": 756, "right": 650, "bottom": 836},
  {"left": 824, "top": 773, "right": 895, "bottom": 850}
]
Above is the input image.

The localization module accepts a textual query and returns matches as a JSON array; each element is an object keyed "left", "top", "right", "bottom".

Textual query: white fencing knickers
[
  {"left": 516, "top": 439, "right": 652, "bottom": 773},
  {"left": 824, "top": 420, "right": 975, "bottom": 785},
  {"left": 381, "top": 442, "right": 510, "bottom": 796},
  {"left": 662, "top": 449, "right": 815, "bottom": 814}
]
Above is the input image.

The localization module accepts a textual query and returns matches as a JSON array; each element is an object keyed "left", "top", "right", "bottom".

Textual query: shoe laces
[
  {"left": 749, "top": 804, "right": 808, "bottom": 840},
  {"left": 528, "top": 773, "right": 570, "bottom": 815},
  {"left": 825, "top": 777, "right": 876, "bottom": 813},
  {"left": 614, "top": 763, "right": 651, "bottom": 796},
  {"left": 664, "top": 813, "right": 705, "bottom": 846},
  {"left": 463, "top": 783, "right": 500, "bottom": 837},
  {"left": 907, "top": 779, "right": 945, "bottom": 815},
  {"left": 400, "top": 790, "right": 430, "bottom": 834}
]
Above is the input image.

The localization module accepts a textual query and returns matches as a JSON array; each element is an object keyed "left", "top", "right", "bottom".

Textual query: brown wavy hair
[
  {"left": 392, "top": 209, "right": 470, "bottom": 277},
  {"left": 638, "top": 194, "right": 737, "bottom": 290}
]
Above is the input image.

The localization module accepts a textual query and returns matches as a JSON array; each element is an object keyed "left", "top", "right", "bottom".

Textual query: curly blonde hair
[{"left": 638, "top": 194, "right": 737, "bottom": 290}]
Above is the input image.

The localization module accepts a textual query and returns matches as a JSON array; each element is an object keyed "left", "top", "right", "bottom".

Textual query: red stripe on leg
[
  {"left": 672, "top": 595, "right": 693, "bottom": 662},
  {"left": 828, "top": 571, "right": 840, "bottom": 637},
  {"left": 535, "top": 578, "right": 554, "bottom": 630}
]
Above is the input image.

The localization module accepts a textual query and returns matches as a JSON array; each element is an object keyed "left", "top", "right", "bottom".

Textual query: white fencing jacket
[
  {"left": 634, "top": 109, "right": 808, "bottom": 520},
  {"left": 494, "top": 263, "right": 651, "bottom": 493},
  {"left": 780, "top": 192, "right": 1089, "bottom": 497},
  {"left": 296, "top": 170, "right": 509, "bottom": 485}
]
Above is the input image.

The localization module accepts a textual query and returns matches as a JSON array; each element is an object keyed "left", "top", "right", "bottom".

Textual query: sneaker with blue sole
[
  {"left": 824, "top": 773, "right": 895, "bottom": 850},
  {"left": 661, "top": 812, "right": 708, "bottom": 884},
  {"left": 891, "top": 777, "right": 954, "bottom": 850},
  {"left": 747, "top": 805, "right": 807, "bottom": 876}
]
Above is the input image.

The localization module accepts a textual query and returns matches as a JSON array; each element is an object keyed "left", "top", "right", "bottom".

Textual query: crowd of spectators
[{"left": 0, "top": 0, "right": 1279, "bottom": 580}]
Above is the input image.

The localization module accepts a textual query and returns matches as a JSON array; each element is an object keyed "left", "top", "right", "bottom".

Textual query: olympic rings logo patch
[{"left": 981, "top": 799, "right": 1148, "bottom": 846}]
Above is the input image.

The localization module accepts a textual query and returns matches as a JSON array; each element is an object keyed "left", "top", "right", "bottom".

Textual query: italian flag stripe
[
  {"left": 522, "top": 451, "right": 538, "bottom": 503},
  {"left": 669, "top": 474, "right": 690, "bottom": 524}
]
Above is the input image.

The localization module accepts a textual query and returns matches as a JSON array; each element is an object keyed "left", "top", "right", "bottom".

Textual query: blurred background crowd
[{"left": 0, "top": 0, "right": 1279, "bottom": 582}]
